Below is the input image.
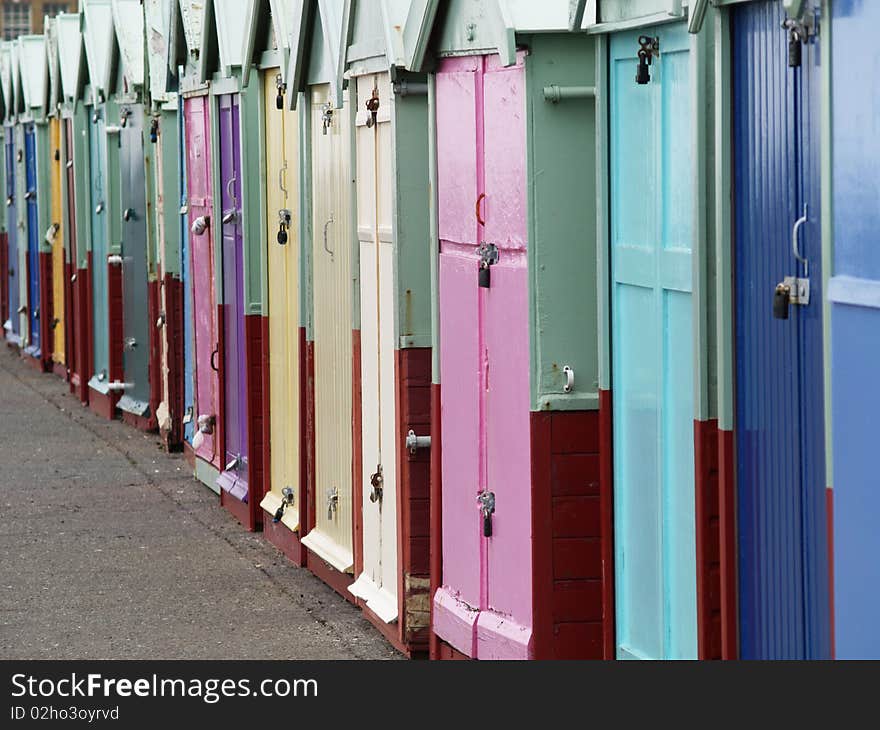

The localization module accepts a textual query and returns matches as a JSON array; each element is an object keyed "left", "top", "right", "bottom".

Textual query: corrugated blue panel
[
  {"left": 25, "top": 124, "right": 40, "bottom": 354},
  {"left": 733, "top": 0, "right": 830, "bottom": 660},
  {"left": 830, "top": 0, "right": 880, "bottom": 659},
  {"left": 610, "top": 22, "right": 697, "bottom": 661},
  {"left": 180, "top": 109, "right": 194, "bottom": 444},
  {"left": 6, "top": 134, "right": 19, "bottom": 337}
]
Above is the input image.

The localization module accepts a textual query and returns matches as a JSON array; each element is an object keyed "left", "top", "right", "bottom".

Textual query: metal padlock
[
  {"left": 369, "top": 466, "right": 384, "bottom": 504},
  {"left": 478, "top": 490, "right": 496, "bottom": 538},
  {"left": 478, "top": 262, "right": 491, "bottom": 289},
  {"left": 774, "top": 283, "right": 791, "bottom": 320},
  {"left": 277, "top": 226, "right": 288, "bottom": 245},
  {"left": 788, "top": 31, "right": 802, "bottom": 68},
  {"left": 477, "top": 242, "right": 498, "bottom": 290}
]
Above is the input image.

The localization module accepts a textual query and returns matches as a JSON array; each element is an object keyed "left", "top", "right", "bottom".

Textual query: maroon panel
[
  {"left": 90, "top": 261, "right": 122, "bottom": 420},
  {"left": 164, "top": 273, "right": 185, "bottom": 451},
  {"left": 64, "top": 260, "right": 75, "bottom": 384},
  {"left": 695, "top": 418, "right": 723, "bottom": 660},
  {"left": 39, "top": 251, "right": 53, "bottom": 371},
  {"left": 305, "top": 338, "right": 316, "bottom": 535},
  {"left": 391, "top": 348, "right": 432, "bottom": 653},
  {"left": 76, "top": 260, "right": 92, "bottom": 406},
  {"left": 718, "top": 427, "right": 738, "bottom": 659},
  {"left": 0, "top": 232, "right": 8, "bottom": 327},
  {"left": 530, "top": 409, "right": 605, "bottom": 660},
  {"left": 599, "top": 389, "right": 615, "bottom": 660},
  {"left": 827, "top": 486, "right": 835, "bottom": 659},
  {"left": 438, "top": 641, "right": 471, "bottom": 661}
]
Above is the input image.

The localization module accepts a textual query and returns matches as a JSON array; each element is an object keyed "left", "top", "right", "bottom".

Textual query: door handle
[
  {"left": 210, "top": 346, "right": 219, "bottom": 372},
  {"left": 792, "top": 203, "right": 809, "bottom": 277},
  {"left": 323, "top": 215, "right": 335, "bottom": 259},
  {"left": 279, "top": 161, "right": 288, "bottom": 195}
]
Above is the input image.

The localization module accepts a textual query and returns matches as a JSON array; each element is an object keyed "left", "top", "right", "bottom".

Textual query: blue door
[
  {"left": 24, "top": 124, "right": 40, "bottom": 357},
  {"left": 179, "top": 108, "right": 194, "bottom": 445},
  {"left": 610, "top": 23, "right": 697, "bottom": 660},
  {"left": 830, "top": 0, "right": 880, "bottom": 660},
  {"left": 733, "top": 0, "right": 830, "bottom": 660},
  {"left": 5, "top": 133, "right": 19, "bottom": 342}
]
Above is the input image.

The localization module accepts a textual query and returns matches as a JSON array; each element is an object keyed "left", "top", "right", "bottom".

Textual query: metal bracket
[
  {"left": 326, "top": 486, "right": 339, "bottom": 520},
  {"left": 477, "top": 242, "right": 499, "bottom": 267},
  {"left": 321, "top": 103, "right": 334, "bottom": 135},
  {"left": 405, "top": 430, "right": 431, "bottom": 455},
  {"left": 783, "top": 275, "right": 811, "bottom": 306},
  {"left": 369, "top": 465, "right": 384, "bottom": 504}
]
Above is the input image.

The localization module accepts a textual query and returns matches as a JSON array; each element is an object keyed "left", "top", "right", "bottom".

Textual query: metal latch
[
  {"left": 636, "top": 36, "right": 659, "bottom": 85},
  {"left": 275, "top": 73, "right": 287, "bottom": 110},
  {"left": 182, "top": 407, "right": 194, "bottom": 425},
  {"left": 107, "top": 254, "right": 123, "bottom": 266},
  {"left": 123, "top": 337, "right": 138, "bottom": 351},
  {"left": 563, "top": 366, "right": 575, "bottom": 393},
  {"left": 197, "top": 414, "right": 215, "bottom": 434},
  {"left": 273, "top": 486, "right": 295, "bottom": 523},
  {"left": 365, "top": 88, "right": 380, "bottom": 128},
  {"left": 222, "top": 210, "right": 238, "bottom": 225},
  {"left": 225, "top": 455, "right": 241, "bottom": 472},
  {"left": 277, "top": 209, "right": 292, "bottom": 245},
  {"left": 326, "top": 486, "right": 339, "bottom": 520},
  {"left": 369, "top": 465, "right": 384, "bottom": 504},
  {"left": 478, "top": 490, "right": 496, "bottom": 538},
  {"left": 405, "top": 430, "right": 431, "bottom": 455},
  {"left": 477, "top": 242, "right": 499, "bottom": 289},
  {"left": 106, "top": 381, "right": 133, "bottom": 392},
  {"left": 321, "top": 103, "right": 333, "bottom": 135}
]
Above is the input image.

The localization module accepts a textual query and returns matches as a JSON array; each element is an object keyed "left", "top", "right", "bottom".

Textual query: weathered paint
[
  {"left": 178, "top": 107, "right": 194, "bottom": 445},
  {"left": 63, "top": 118, "right": 80, "bottom": 390},
  {"left": 88, "top": 108, "right": 111, "bottom": 387},
  {"left": 261, "top": 68, "right": 301, "bottom": 533},
  {"left": 216, "top": 92, "right": 249, "bottom": 501},
  {"left": 117, "top": 105, "right": 152, "bottom": 419},
  {"left": 830, "top": 0, "right": 880, "bottom": 660},
  {"left": 732, "top": 0, "right": 829, "bottom": 660},
  {"left": 610, "top": 23, "right": 697, "bottom": 660},
  {"left": 24, "top": 124, "right": 41, "bottom": 358},
  {"left": 49, "top": 119, "right": 65, "bottom": 367},
  {"left": 300, "top": 83, "right": 355, "bottom": 574},
  {"left": 185, "top": 94, "right": 220, "bottom": 469},
  {"left": 5, "top": 131, "right": 20, "bottom": 343},
  {"left": 433, "top": 53, "right": 532, "bottom": 660},
  {"left": 350, "top": 70, "right": 398, "bottom": 622}
]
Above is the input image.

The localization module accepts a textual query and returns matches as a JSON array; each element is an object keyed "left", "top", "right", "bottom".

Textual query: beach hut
[
  {"left": 1, "top": 43, "right": 15, "bottom": 347},
  {"left": 408, "top": 1, "right": 606, "bottom": 660},
  {"left": 723, "top": 0, "right": 830, "bottom": 660},
  {"left": 170, "top": 0, "right": 222, "bottom": 489},
  {"left": 18, "top": 34, "right": 51, "bottom": 369},
  {"left": 145, "top": 0, "right": 187, "bottom": 450},
  {"left": 46, "top": 18, "right": 68, "bottom": 380},
  {"left": 57, "top": 11, "right": 91, "bottom": 405},
  {"left": 243, "top": 0, "right": 307, "bottom": 561},
  {"left": 828, "top": 0, "right": 879, "bottom": 659},
  {"left": 199, "top": 0, "right": 268, "bottom": 530},
  {"left": 0, "top": 79, "right": 5, "bottom": 340},
  {"left": 341, "top": 0, "right": 433, "bottom": 654},
  {"left": 286, "top": 0, "right": 357, "bottom": 596},
  {"left": 82, "top": 0, "right": 122, "bottom": 419},
  {"left": 107, "top": 0, "right": 156, "bottom": 430}
]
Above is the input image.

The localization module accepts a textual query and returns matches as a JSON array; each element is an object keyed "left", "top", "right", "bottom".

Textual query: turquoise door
[{"left": 610, "top": 24, "right": 696, "bottom": 660}]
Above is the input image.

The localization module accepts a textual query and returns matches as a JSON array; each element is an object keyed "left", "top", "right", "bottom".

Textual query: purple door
[
  {"left": 216, "top": 94, "right": 248, "bottom": 500},
  {"left": 433, "top": 54, "right": 532, "bottom": 660}
]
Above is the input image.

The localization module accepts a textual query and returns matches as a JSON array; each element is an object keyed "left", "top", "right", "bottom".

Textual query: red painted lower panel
[
  {"left": 163, "top": 274, "right": 185, "bottom": 451},
  {"left": 695, "top": 418, "right": 731, "bottom": 661},
  {"left": 599, "top": 389, "right": 615, "bottom": 660},
  {"left": 147, "top": 279, "right": 162, "bottom": 434},
  {"left": 244, "top": 314, "right": 266, "bottom": 531},
  {"left": 221, "top": 488, "right": 254, "bottom": 532},
  {"left": 438, "top": 640, "right": 471, "bottom": 661},
  {"left": 39, "top": 251, "right": 53, "bottom": 371},
  {"left": 108, "top": 262, "right": 124, "bottom": 384},
  {"left": 394, "top": 348, "right": 432, "bottom": 653},
  {"left": 0, "top": 233, "right": 8, "bottom": 329},
  {"left": 530, "top": 409, "right": 605, "bottom": 660},
  {"left": 75, "top": 259, "right": 92, "bottom": 406},
  {"left": 309, "top": 552, "right": 355, "bottom": 604}
]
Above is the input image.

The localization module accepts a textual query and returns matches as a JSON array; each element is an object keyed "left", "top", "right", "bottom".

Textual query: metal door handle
[
  {"left": 405, "top": 430, "right": 431, "bottom": 455},
  {"left": 323, "top": 215, "right": 335, "bottom": 259},
  {"left": 107, "top": 254, "right": 123, "bottom": 266},
  {"left": 222, "top": 211, "right": 237, "bottom": 225},
  {"left": 210, "top": 346, "right": 219, "bottom": 372},
  {"left": 563, "top": 366, "right": 575, "bottom": 393},
  {"left": 279, "top": 161, "right": 288, "bottom": 195},
  {"left": 476, "top": 193, "right": 486, "bottom": 226},
  {"left": 123, "top": 208, "right": 134, "bottom": 222},
  {"left": 226, "top": 174, "right": 238, "bottom": 210},
  {"left": 792, "top": 203, "right": 809, "bottom": 277}
]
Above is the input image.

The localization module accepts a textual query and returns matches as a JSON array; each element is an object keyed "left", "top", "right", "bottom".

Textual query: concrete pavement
[{"left": 0, "top": 348, "right": 400, "bottom": 660}]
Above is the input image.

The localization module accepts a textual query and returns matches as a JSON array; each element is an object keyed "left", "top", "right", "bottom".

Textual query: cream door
[
  {"left": 301, "top": 84, "right": 354, "bottom": 572},
  {"left": 49, "top": 118, "right": 65, "bottom": 365},
  {"left": 349, "top": 72, "right": 398, "bottom": 622},
  {"left": 261, "top": 68, "right": 301, "bottom": 532}
]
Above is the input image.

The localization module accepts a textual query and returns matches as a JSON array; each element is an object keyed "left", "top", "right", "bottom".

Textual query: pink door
[
  {"left": 434, "top": 54, "right": 532, "bottom": 660},
  {"left": 185, "top": 95, "right": 220, "bottom": 469}
]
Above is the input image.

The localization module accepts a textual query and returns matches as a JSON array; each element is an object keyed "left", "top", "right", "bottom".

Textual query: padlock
[
  {"left": 774, "top": 283, "right": 791, "bottom": 320},
  {"left": 788, "top": 33, "right": 802, "bottom": 68},
  {"left": 277, "top": 226, "right": 288, "bottom": 245},
  {"left": 478, "top": 490, "right": 495, "bottom": 538},
  {"left": 369, "top": 466, "right": 384, "bottom": 503},
  {"left": 273, "top": 506, "right": 285, "bottom": 523},
  {"left": 636, "top": 50, "right": 651, "bottom": 85},
  {"left": 479, "top": 262, "right": 491, "bottom": 289},
  {"left": 483, "top": 512, "right": 493, "bottom": 537}
]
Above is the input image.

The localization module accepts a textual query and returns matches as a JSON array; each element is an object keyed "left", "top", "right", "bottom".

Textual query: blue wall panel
[
  {"left": 830, "top": 0, "right": 880, "bottom": 659},
  {"left": 6, "top": 133, "right": 19, "bottom": 339},
  {"left": 25, "top": 125, "right": 40, "bottom": 355}
]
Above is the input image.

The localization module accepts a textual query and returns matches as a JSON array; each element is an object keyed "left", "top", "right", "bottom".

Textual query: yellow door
[
  {"left": 260, "top": 68, "right": 301, "bottom": 531},
  {"left": 350, "top": 72, "right": 398, "bottom": 621},
  {"left": 49, "top": 118, "right": 65, "bottom": 365},
  {"left": 153, "top": 119, "right": 172, "bottom": 433},
  {"left": 301, "top": 84, "right": 354, "bottom": 572}
]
